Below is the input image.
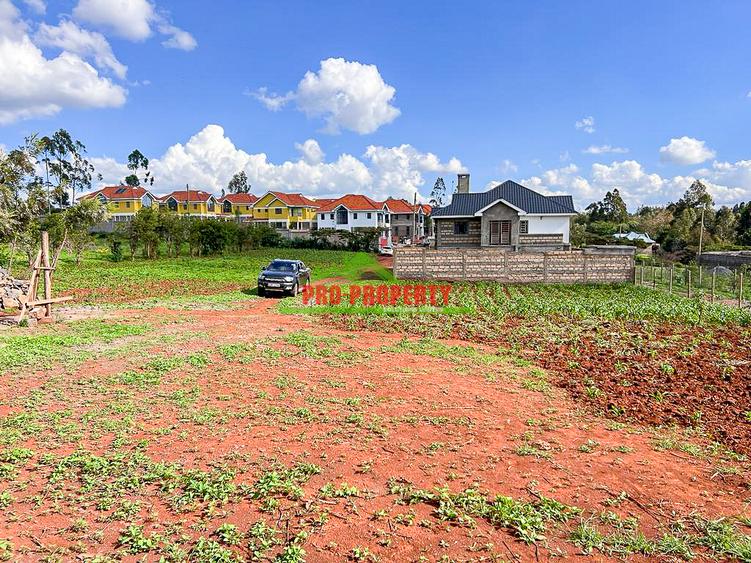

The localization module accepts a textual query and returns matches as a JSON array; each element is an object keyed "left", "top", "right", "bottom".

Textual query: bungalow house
[
  {"left": 218, "top": 193, "right": 258, "bottom": 221},
  {"left": 316, "top": 195, "right": 392, "bottom": 240},
  {"left": 431, "top": 175, "right": 577, "bottom": 250},
  {"left": 159, "top": 189, "right": 219, "bottom": 217},
  {"left": 80, "top": 185, "right": 157, "bottom": 231},
  {"left": 252, "top": 191, "right": 319, "bottom": 233},
  {"left": 385, "top": 198, "right": 432, "bottom": 242}
]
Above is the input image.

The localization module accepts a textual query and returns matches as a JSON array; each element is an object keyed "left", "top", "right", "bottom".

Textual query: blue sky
[{"left": 1, "top": 0, "right": 750, "bottom": 208}]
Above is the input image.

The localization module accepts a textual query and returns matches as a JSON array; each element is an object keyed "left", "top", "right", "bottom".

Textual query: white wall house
[
  {"left": 431, "top": 176, "right": 577, "bottom": 250},
  {"left": 317, "top": 194, "right": 391, "bottom": 240}
]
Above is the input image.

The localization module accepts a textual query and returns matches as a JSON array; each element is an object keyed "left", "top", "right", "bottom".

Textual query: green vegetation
[{"left": 50, "top": 248, "right": 391, "bottom": 304}]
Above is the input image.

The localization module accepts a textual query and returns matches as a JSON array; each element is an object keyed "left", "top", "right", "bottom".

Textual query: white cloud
[
  {"left": 157, "top": 22, "right": 196, "bottom": 51},
  {"left": 522, "top": 156, "right": 751, "bottom": 209},
  {"left": 22, "top": 0, "right": 45, "bottom": 14},
  {"left": 35, "top": 20, "right": 127, "bottom": 79},
  {"left": 73, "top": 0, "right": 195, "bottom": 50},
  {"left": 659, "top": 136, "right": 715, "bottom": 165},
  {"left": 575, "top": 116, "right": 595, "bottom": 133},
  {"left": 294, "top": 139, "right": 324, "bottom": 165},
  {"left": 583, "top": 144, "right": 629, "bottom": 155},
  {"left": 253, "top": 58, "right": 400, "bottom": 134},
  {"left": 90, "top": 124, "right": 464, "bottom": 202},
  {"left": 248, "top": 87, "right": 293, "bottom": 112},
  {"left": 499, "top": 159, "right": 517, "bottom": 174},
  {"left": 0, "top": 1, "right": 126, "bottom": 124}
]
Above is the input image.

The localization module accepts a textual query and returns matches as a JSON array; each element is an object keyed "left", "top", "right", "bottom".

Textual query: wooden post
[
  {"left": 698, "top": 265, "right": 703, "bottom": 288},
  {"left": 711, "top": 270, "right": 716, "bottom": 303},
  {"left": 41, "top": 232, "right": 52, "bottom": 319},
  {"left": 639, "top": 264, "right": 644, "bottom": 285},
  {"left": 669, "top": 266, "right": 673, "bottom": 294},
  {"left": 739, "top": 272, "right": 744, "bottom": 309},
  {"left": 652, "top": 265, "right": 657, "bottom": 288},
  {"left": 687, "top": 269, "right": 692, "bottom": 298}
]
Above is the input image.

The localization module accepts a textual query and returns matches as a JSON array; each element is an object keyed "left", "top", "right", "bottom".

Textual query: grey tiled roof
[{"left": 431, "top": 180, "right": 577, "bottom": 217}]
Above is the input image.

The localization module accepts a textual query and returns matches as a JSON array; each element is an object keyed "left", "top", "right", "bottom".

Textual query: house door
[{"left": 489, "top": 220, "right": 512, "bottom": 245}]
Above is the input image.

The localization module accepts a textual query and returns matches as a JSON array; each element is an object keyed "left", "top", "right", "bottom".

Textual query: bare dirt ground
[{"left": 1, "top": 298, "right": 750, "bottom": 561}]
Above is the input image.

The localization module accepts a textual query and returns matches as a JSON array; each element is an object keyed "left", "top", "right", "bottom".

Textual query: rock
[{"left": 712, "top": 266, "right": 734, "bottom": 277}]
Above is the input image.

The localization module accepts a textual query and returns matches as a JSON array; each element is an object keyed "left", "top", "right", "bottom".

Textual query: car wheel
[
  {"left": 289, "top": 282, "right": 298, "bottom": 297},
  {"left": 257, "top": 286, "right": 265, "bottom": 297}
]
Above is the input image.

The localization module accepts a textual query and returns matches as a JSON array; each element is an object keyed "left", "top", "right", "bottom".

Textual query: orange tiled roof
[
  {"left": 267, "top": 191, "right": 318, "bottom": 207},
  {"left": 218, "top": 193, "right": 258, "bottom": 204},
  {"left": 80, "top": 185, "right": 150, "bottom": 200},
  {"left": 318, "top": 194, "right": 386, "bottom": 212},
  {"left": 161, "top": 189, "right": 216, "bottom": 203},
  {"left": 383, "top": 198, "right": 415, "bottom": 213}
]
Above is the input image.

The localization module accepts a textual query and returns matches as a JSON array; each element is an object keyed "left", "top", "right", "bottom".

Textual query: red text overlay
[{"left": 302, "top": 284, "right": 452, "bottom": 307}]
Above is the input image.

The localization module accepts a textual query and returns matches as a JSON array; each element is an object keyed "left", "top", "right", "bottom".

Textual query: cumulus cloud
[
  {"left": 248, "top": 87, "right": 293, "bottom": 112},
  {"left": 22, "top": 0, "right": 45, "bottom": 14},
  {"left": 0, "top": 0, "right": 126, "bottom": 124},
  {"left": 499, "top": 159, "right": 518, "bottom": 174},
  {"left": 583, "top": 144, "right": 629, "bottom": 155},
  {"left": 659, "top": 136, "right": 715, "bottom": 165},
  {"left": 294, "top": 139, "right": 325, "bottom": 165},
  {"left": 523, "top": 156, "right": 751, "bottom": 209},
  {"left": 575, "top": 116, "right": 595, "bottom": 133},
  {"left": 252, "top": 58, "right": 400, "bottom": 134},
  {"left": 35, "top": 20, "right": 127, "bottom": 78},
  {"left": 90, "top": 124, "right": 464, "bottom": 201},
  {"left": 73, "top": 0, "right": 196, "bottom": 50}
]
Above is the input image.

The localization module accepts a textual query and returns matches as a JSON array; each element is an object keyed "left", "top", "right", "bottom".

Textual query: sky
[{"left": 1, "top": 0, "right": 750, "bottom": 209}]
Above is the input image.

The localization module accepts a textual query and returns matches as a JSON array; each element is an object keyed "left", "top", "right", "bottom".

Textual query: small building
[
  {"left": 159, "top": 189, "right": 219, "bottom": 217},
  {"left": 218, "top": 193, "right": 258, "bottom": 222},
  {"left": 316, "top": 194, "right": 392, "bottom": 240},
  {"left": 80, "top": 185, "right": 157, "bottom": 231},
  {"left": 384, "top": 198, "right": 431, "bottom": 243},
  {"left": 252, "top": 191, "right": 319, "bottom": 234},
  {"left": 430, "top": 175, "right": 576, "bottom": 250}
]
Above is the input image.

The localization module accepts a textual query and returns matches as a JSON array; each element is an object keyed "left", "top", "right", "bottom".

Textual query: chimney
[{"left": 457, "top": 173, "right": 470, "bottom": 194}]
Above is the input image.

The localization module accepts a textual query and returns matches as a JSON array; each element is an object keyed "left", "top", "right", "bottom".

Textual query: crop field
[{"left": 0, "top": 255, "right": 750, "bottom": 561}]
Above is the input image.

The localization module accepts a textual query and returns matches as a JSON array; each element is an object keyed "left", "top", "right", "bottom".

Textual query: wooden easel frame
[{"left": 16, "top": 232, "right": 72, "bottom": 324}]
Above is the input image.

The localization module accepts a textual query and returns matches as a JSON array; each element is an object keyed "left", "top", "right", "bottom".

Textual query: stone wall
[
  {"left": 435, "top": 218, "right": 481, "bottom": 248},
  {"left": 0, "top": 267, "right": 30, "bottom": 310},
  {"left": 394, "top": 247, "right": 635, "bottom": 283}
]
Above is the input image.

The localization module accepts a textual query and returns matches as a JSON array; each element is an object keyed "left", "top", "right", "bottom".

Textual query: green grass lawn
[{"left": 46, "top": 248, "right": 392, "bottom": 304}]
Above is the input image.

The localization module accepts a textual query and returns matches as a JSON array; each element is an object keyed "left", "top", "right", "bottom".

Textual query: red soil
[{"left": 1, "top": 300, "right": 749, "bottom": 561}]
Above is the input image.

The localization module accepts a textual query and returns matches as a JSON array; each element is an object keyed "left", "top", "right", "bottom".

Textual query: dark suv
[{"left": 257, "top": 259, "right": 311, "bottom": 297}]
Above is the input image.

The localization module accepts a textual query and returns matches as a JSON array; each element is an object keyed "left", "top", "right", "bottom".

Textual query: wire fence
[{"left": 634, "top": 259, "right": 749, "bottom": 308}]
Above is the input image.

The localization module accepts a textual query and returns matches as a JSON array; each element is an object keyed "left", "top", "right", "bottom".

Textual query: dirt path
[{"left": 1, "top": 298, "right": 749, "bottom": 561}]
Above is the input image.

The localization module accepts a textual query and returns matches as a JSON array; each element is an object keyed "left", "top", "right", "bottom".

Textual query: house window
[
  {"left": 336, "top": 208, "right": 348, "bottom": 225},
  {"left": 125, "top": 201, "right": 131, "bottom": 208},
  {"left": 113, "top": 202, "right": 119, "bottom": 207},
  {"left": 246, "top": 206, "right": 250, "bottom": 210},
  {"left": 367, "top": 212, "right": 372, "bottom": 219},
  {"left": 353, "top": 212, "right": 358, "bottom": 219},
  {"left": 454, "top": 221, "right": 469, "bottom": 235},
  {"left": 168, "top": 199, "right": 177, "bottom": 211},
  {"left": 520, "top": 220, "right": 529, "bottom": 234},
  {"left": 330, "top": 213, "right": 334, "bottom": 220},
  {"left": 223, "top": 201, "right": 232, "bottom": 213},
  {"left": 193, "top": 203, "right": 198, "bottom": 210},
  {"left": 275, "top": 208, "right": 282, "bottom": 215},
  {"left": 208, "top": 200, "right": 215, "bottom": 212},
  {"left": 183, "top": 202, "right": 188, "bottom": 210},
  {"left": 406, "top": 226, "right": 411, "bottom": 236}
]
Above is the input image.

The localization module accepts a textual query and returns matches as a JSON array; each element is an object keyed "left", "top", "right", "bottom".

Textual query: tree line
[
  {"left": 574, "top": 180, "right": 751, "bottom": 261},
  {"left": 111, "top": 206, "right": 382, "bottom": 261}
]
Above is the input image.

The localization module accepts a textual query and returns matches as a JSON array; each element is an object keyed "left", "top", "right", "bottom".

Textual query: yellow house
[
  {"left": 217, "top": 193, "right": 259, "bottom": 221},
  {"left": 80, "top": 185, "right": 156, "bottom": 225},
  {"left": 159, "top": 189, "right": 219, "bottom": 217},
  {"left": 252, "top": 191, "right": 319, "bottom": 231}
]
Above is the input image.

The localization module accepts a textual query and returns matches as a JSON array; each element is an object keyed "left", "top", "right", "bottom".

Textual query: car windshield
[{"left": 267, "top": 261, "right": 296, "bottom": 272}]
